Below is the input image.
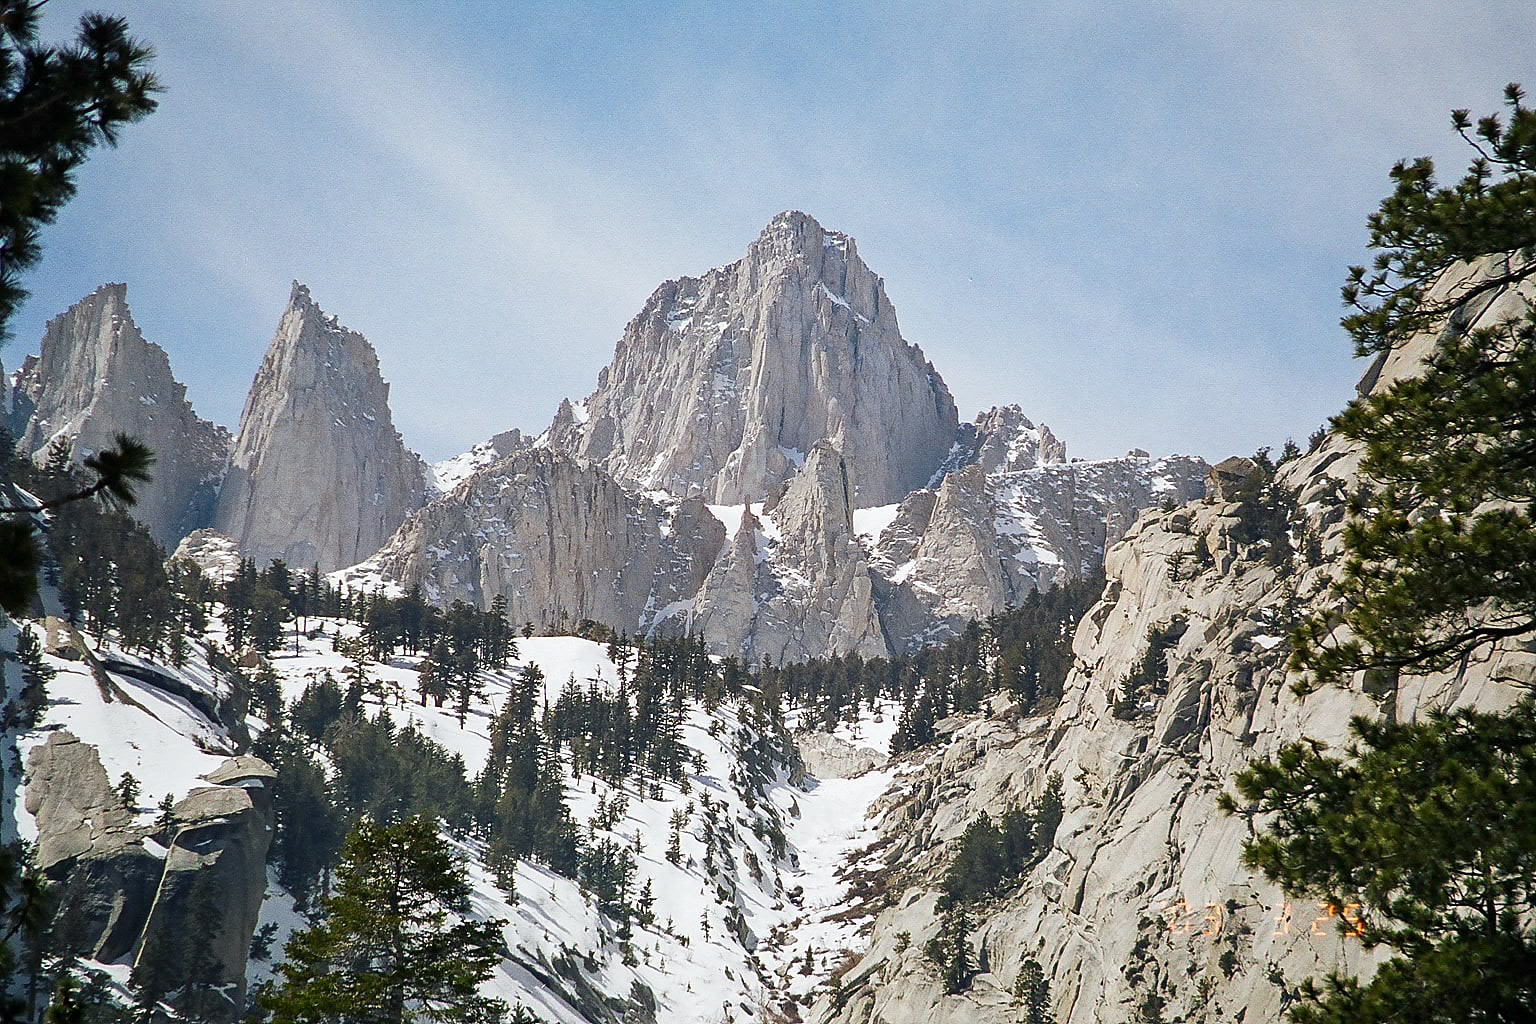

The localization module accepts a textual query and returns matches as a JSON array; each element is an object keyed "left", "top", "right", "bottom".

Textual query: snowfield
[{"left": 7, "top": 614, "right": 903, "bottom": 1022}]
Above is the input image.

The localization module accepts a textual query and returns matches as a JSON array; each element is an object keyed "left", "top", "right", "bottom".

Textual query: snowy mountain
[
  {"left": 8, "top": 284, "right": 230, "bottom": 547},
  {"left": 9, "top": 225, "right": 1200, "bottom": 667},
  {"left": 543, "top": 211, "right": 961, "bottom": 506},
  {"left": 3, "top": 599, "right": 912, "bottom": 1022}
]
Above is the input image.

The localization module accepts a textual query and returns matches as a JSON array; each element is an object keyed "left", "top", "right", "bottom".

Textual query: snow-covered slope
[
  {"left": 251, "top": 624, "right": 901, "bottom": 1023},
  {"left": 4, "top": 606, "right": 906, "bottom": 1023}
]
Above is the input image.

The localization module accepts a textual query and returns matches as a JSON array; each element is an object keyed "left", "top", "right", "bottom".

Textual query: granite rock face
[
  {"left": 547, "top": 211, "right": 960, "bottom": 506},
  {"left": 692, "top": 442, "right": 889, "bottom": 663},
  {"left": 869, "top": 407, "right": 1208, "bottom": 650},
  {"left": 11, "top": 284, "right": 230, "bottom": 546},
  {"left": 356, "top": 447, "right": 723, "bottom": 634},
  {"left": 25, "top": 733, "right": 274, "bottom": 1024},
  {"left": 214, "top": 283, "right": 429, "bottom": 571},
  {"left": 808, "top": 262, "right": 1536, "bottom": 1024},
  {"left": 357, "top": 424, "right": 1201, "bottom": 662}
]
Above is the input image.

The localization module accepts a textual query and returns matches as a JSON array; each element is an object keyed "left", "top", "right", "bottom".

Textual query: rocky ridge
[
  {"left": 870, "top": 409, "right": 1207, "bottom": 650},
  {"left": 806, "top": 266, "right": 1536, "bottom": 1024},
  {"left": 352, "top": 446, "right": 724, "bottom": 632},
  {"left": 545, "top": 211, "right": 960, "bottom": 506},
  {"left": 213, "top": 283, "right": 429, "bottom": 571},
  {"left": 692, "top": 442, "right": 889, "bottom": 663},
  {"left": 347, "top": 214, "right": 1203, "bottom": 661},
  {"left": 8, "top": 220, "right": 1203, "bottom": 665},
  {"left": 9, "top": 284, "right": 231, "bottom": 547}
]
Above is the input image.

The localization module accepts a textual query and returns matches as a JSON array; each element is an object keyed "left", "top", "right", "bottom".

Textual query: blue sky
[{"left": 11, "top": 2, "right": 1535, "bottom": 464}]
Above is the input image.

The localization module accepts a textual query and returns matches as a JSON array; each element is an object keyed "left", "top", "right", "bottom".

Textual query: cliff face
[
  {"left": 548, "top": 211, "right": 960, "bottom": 506},
  {"left": 214, "top": 283, "right": 428, "bottom": 571},
  {"left": 356, "top": 428, "right": 1202, "bottom": 662},
  {"left": 11, "top": 284, "right": 230, "bottom": 547},
  {"left": 355, "top": 447, "right": 723, "bottom": 634},
  {"left": 808, "top": 267, "right": 1535, "bottom": 1024},
  {"left": 692, "top": 442, "right": 889, "bottom": 663},
  {"left": 871, "top": 407, "right": 1207, "bottom": 651},
  {"left": 25, "top": 733, "right": 274, "bottom": 1024}
]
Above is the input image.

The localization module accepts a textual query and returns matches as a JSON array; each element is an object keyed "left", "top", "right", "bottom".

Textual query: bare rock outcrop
[
  {"left": 214, "top": 283, "right": 428, "bottom": 571},
  {"left": 693, "top": 442, "right": 888, "bottom": 662},
  {"left": 170, "top": 528, "right": 243, "bottom": 583},
  {"left": 809, "top": 262, "right": 1535, "bottom": 1024},
  {"left": 356, "top": 448, "right": 723, "bottom": 634},
  {"left": 547, "top": 211, "right": 960, "bottom": 505},
  {"left": 25, "top": 733, "right": 274, "bottom": 1023},
  {"left": 11, "top": 284, "right": 230, "bottom": 546},
  {"left": 870, "top": 407, "right": 1207, "bottom": 650}
]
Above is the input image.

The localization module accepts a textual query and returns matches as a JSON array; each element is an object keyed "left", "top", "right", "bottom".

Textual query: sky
[{"left": 10, "top": 2, "right": 1535, "bottom": 465}]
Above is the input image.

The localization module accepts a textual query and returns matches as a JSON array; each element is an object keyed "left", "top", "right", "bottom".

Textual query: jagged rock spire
[
  {"left": 213, "top": 283, "right": 427, "bottom": 570},
  {"left": 548, "top": 211, "right": 961, "bottom": 505},
  {"left": 11, "top": 283, "right": 230, "bottom": 546}
]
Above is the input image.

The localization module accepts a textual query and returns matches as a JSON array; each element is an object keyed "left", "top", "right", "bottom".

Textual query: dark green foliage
[
  {"left": 942, "top": 813, "right": 1008, "bottom": 905},
  {"left": 152, "top": 794, "right": 174, "bottom": 843},
  {"left": 1013, "top": 957, "right": 1055, "bottom": 1024},
  {"left": 924, "top": 902, "right": 974, "bottom": 994},
  {"left": 0, "top": 3, "right": 158, "bottom": 331},
  {"left": 1294, "top": 85, "right": 1536, "bottom": 684},
  {"left": 880, "top": 572, "right": 1106, "bottom": 755},
  {"left": 1114, "top": 619, "right": 1183, "bottom": 720},
  {"left": 288, "top": 673, "right": 345, "bottom": 742},
  {"left": 2, "top": 624, "right": 52, "bottom": 730},
  {"left": 543, "top": 634, "right": 716, "bottom": 786},
  {"left": 0, "top": 434, "right": 158, "bottom": 619},
  {"left": 263, "top": 737, "right": 343, "bottom": 906},
  {"left": 940, "top": 775, "right": 1063, "bottom": 906},
  {"left": 578, "top": 838, "right": 636, "bottom": 927},
  {"left": 264, "top": 815, "right": 508, "bottom": 1023},
  {"left": 268, "top": 665, "right": 515, "bottom": 906},
  {"left": 1, "top": 448, "right": 175, "bottom": 647},
  {"left": 1223, "top": 698, "right": 1536, "bottom": 1022},
  {"left": 1237, "top": 86, "right": 1536, "bottom": 1023},
  {"left": 328, "top": 712, "right": 475, "bottom": 828},
  {"left": 1339, "top": 83, "right": 1536, "bottom": 357},
  {"left": 0, "top": 519, "right": 40, "bottom": 616},
  {"left": 1228, "top": 452, "right": 1298, "bottom": 570},
  {"left": 113, "top": 772, "right": 137, "bottom": 810},
  {"left": 42, "top": 971, "right": 84, "bottom": 1024},
  {"left": 0, "top": 840, "right": 51, "bottom": 1021},
  {"left": 477, "top": 677, "right": 579, "bottom": 877}
]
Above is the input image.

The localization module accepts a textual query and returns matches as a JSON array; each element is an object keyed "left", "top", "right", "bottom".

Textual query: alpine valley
[{"left": 1, "top": 212, "right": 1528, "bottom": 1024}]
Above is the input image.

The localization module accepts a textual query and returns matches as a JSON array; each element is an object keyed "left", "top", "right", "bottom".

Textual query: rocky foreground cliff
[{"left": 806, "top": 274, "right": 1536, "bottom": 1024}]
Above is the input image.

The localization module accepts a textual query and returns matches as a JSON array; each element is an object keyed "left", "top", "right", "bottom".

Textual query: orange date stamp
[{"left": 1158, "top": 900, "right": 1366, "bottom": 940}]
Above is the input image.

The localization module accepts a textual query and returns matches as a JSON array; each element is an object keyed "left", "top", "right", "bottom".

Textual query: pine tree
[
  {"left": 1013, "top": 957, "right": 1055, "bottom": 1024},
  {"left": 114, "top": 772, "right": 138, "bottom": 810},
  {"left": 1293, "top": 84, "right": 1536, "bottom": 685},
  {"left": 1222, "top": 699, "right": 1536, "bottom": 1021},
  {"left": 153, "top": 794, "right": 175, "bottom": 844},
  {"left": 1237, "top": 87, "right": 1536, "bottom": 1023},
  {"left": 8, "top": 625, "right": 53, "bottom": 729},
  {"left": 924, "top": 902, "right": 974, "bottom": 994},
  {"left": 265, "top": 815, "right": 508, "bottom": 1023},
  {"left": 0, "top": 841, "right": 51, "bottom": 1021}
]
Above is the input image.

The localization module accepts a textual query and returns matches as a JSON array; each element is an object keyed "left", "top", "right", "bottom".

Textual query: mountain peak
[
  {"left": 11, "top": 284, "right": 229, "bottom": 545},
  {"left": 213, "top": 285, "right": 427, "bottom": 570},
  {"left": 548, "top": 216, "right": 959, "bottom": 505},
  {"left": 752, "top": 209, "right": 835, "bottom": 252}
]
